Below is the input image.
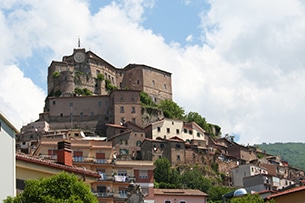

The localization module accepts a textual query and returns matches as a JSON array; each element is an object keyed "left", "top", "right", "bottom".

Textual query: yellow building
[
  {"left": 32, "top": 138, "right": 155, "bottom": 203},
  {"left": 16, "top": 141, "right": 100, "bottom": 194}
]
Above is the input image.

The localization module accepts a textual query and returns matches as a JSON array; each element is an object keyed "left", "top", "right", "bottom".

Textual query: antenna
[{"left": 78, "top": 36, "right": 81, "bottom": 48}]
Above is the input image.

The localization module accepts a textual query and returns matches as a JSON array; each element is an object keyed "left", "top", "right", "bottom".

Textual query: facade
[
  {"left": 120, "top": 64, "right": 172, "bottom": 103},
  {"left": 243, "top": 174, "right": 294, "bottom": 192},
  {"left": 41, "top": 48, "right": 172, "bottom": 136},
  {"left": 154, "top": 188, "right": 208, "bottom": 203},
  {"left": 108, "top": 89, "right": 142, "bottom": 127},
  {"left": 16, "top": 142, "right": 100, "bottom": 193},
  {"left": 32, "top": 138, "right": 155, "bottom": 203},
  {"left": 0, "top": 113, "right": 18, "bottom": 201},
  {"left": 145, "top": 118, "right": 207, "bottom": 142},
  {"left": 141, "top": 137, "right": 187, "bottom": 165},
  {"left": 266, "top": 185, "right": 305, "bottom": 203},
  {"left": 42, "top": 95, "right": 110, "bottom": 135},
  {"left": 231, "top": 164, "right": 268, "bottom": 187}
]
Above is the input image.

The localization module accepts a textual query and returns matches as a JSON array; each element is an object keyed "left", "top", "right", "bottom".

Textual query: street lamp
[{"left": 222, "top": 188, "right": 247, "bottom": 203}]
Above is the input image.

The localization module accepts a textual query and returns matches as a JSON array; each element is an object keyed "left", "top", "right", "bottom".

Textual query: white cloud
[
  {"left": 0, "top": 65, "right": 45, "bottom": 128},
  {"left": 2, "top": 0, "right": 305, "bottom": 144}
]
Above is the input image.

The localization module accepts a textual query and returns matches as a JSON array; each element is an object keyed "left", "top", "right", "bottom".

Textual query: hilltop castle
[{"left": 39, "top": 48, "right": 172, "bottom": 135}]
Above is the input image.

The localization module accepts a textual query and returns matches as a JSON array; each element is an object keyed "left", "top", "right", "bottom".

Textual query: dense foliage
[
  {"left": 185, "top": 112, "right": 222, "bottom": 138},
  {"left": 229, "top": 194, "right": 275, "bottom": 203},
  {"left": 158, "top": 99, "right": 185, "bottom": 120},
  {"left": 154, "top": 158, "right": 235, "bottom": 203},
  {"left": 4, "top": 172, "right": 98, "bottom": 203},
  {"left": 140, "top": 91, "right": 156, "bottom": 107},
  {"left": 140, "top": 92, "right": 222, "bottom": 137},
  {"left": 256, "top": 142, "right": 305, "bottom": 170},
  {"left": 74, "top": 87, "right": 93, "bottom": 96}
]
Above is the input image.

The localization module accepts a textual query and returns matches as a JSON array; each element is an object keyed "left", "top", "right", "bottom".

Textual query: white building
[
  {"left": 145, "top": 117, "right": 207, "bottom": 142},
  {"left": 0, "top": 113, "right": 18, "bottom": 201},
  {"left": 231, "top": 164, "right": 268, "bottom": 187}
]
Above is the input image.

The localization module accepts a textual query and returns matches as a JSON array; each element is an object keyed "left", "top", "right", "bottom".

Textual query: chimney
[{"left": 57, "top": 141, "right": 72, "bottom": 166}]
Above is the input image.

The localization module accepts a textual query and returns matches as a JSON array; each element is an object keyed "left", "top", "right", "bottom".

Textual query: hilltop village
[{"left": 8, "top": 47, "right": 305, "bottom": 202}]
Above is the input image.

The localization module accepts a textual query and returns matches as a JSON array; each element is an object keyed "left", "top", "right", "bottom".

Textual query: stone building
[
  {"left": 46, "top": 48, "right": 172, "bottom": 102},
  {"left": 40, "top": 48, "right": 172, "bottom": 136}
]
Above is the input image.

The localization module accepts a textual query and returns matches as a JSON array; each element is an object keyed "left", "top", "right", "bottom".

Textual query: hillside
[{"left": 256, "top": 142, "right": 305, "bottom": 170}]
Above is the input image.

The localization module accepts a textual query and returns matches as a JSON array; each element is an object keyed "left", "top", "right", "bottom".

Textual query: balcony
[
  {"left": 95, "top": 192, "right": 114, "bottom": 198},
  {"left": 72, "top": 157, "right": 112, "bottom": 164},
  {"left": 97, "top": 173, "right": 114, "bottom": 181}
]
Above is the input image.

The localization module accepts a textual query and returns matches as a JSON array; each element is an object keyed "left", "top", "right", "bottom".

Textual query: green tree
[
  {"left": 228, "top": 194, "right": 275, "bottom": 203},
  {"left": 207, "top": 186, "right": 235, "bottom": 203},
  {"left": 185, "top": 111, "right": 221, "bottom": 137},
  {"left": 4, "top": 172, "right": 98, "bottom": 203},
  {"left": 185, "top": 112, "right": 208, "bottom": 129},
  {"left": 140, "top": 91, "right": 156, "bottom": 107},
  {"left": 154, "top": 158, "right": 171, "bottom": 183},
  {"left": 158, "top": 99, "right": 185, "bottom": 119},
  {"left": 180, "top": 166, "right": 212, "bottom": 193}
]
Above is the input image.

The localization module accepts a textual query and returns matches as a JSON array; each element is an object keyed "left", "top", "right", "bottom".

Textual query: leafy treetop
[{"left": 4, "top": 172, "right": 98, "bottom": 203}]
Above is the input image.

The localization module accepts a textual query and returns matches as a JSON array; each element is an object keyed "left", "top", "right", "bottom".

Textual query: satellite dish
[{"left": 233, "top": 188, "right": 247, "bottom": 197}]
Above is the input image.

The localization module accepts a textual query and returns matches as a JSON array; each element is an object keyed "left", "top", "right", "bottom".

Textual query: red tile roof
[
  {"left": 154, "top": 189, "right": 207, "bottom": 196},
  {"left": 16, "top": 153, "right": 100, "bottom": 178},
  {"left": 266, "top": 185, "right": 305, "bottom": 200}
]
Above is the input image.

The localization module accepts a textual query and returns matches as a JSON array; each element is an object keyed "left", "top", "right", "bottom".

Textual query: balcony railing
[
  {"left": 73, "top": 157, "right": 112, "bottom": 164},
  {"left": 94, "top": 192, "right": 114, "bottom": 198}
]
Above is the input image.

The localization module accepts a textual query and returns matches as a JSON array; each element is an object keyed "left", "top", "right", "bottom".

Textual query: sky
[{"left": 1, "top": 0, "right": 305, "bottom": 145}]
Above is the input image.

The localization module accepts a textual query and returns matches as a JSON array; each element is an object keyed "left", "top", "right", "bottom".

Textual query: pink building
[{"left": 154, "top": 188, "right": 207, "bottom": 203}]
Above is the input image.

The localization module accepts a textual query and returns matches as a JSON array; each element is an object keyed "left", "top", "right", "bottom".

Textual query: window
[
  {"left": 53, "top": 100, "right": 56, "bottom": 105},
  {"left": 16, "top": 179, "right": 25, "bottom": 190},
  {"left": 132, "top": 118, "right": 136, "bottom": 123},
  {"left": 189, "top": 130, "right": 193, "bottom": 135},
  {"left": 152, "top": 80, "right": 155, "bottom": 86},
  {"left": 164, "top": 84, "right": 167, "bottom": 90},
  {"left": 120, "top": 106, "right": 124, "bottom": 113},
  {"left": 137, "top": 80, "right": 140, "bottom": 84},
  {"left": 98, "top": 101, "right": 102, "bottom": 107},
  {"left": 165, "top": 201, "right": 171, "bottom": 203},
  {"left": 97, "top": 185, "right": 107, "bottom": 196},
  {"left": 157, "top": 127, "right": 161, "bottom": 132},
  {"left": 73, "top": 151, "right": 83, "bottom": 162},
  {"left": 131, "top": 106, "right": 136, "bottom": 113},
  {"left": 119, "top": 187, "right": 127, "bottom": 198},
  {"left": 184, "top": 128, "right": 187, "bottom": 133},
  {"left": 96, "top": 152, "right": 105, "bottom": 164},
  {"left": 80, "top": 112, "right": 83, "bottom": 117},
  {"left": 176, "top": 129, "right": 180, "bottom": 134},
  {"left": 60, "top": 113, "right": 63, "bottom": 117},
  {"left": 167, "top": 128, "right": 170, "bottom": 133},
  {"left": 180, "top": 201, "right": 186, "bottom": 203},
  {"left": 48, "top": 149, "right": 57, "bottom": 159},
  {"left": 69, "top": 102, "right": 73, "bottom": 107},
  {"left": 139, "top": 170, "right": 148, "bottom": 179},
  {"left": 136, "top": 141, "right": 142, "bottom": 146},
  {"left": 197, "top": 132, "right": 200, "bottom": 137},
  {"left": 176, "top": 144, "right": 181, "bottom": 150},
  {"left": 177, "top": 155, "right": 180, "bottom": 160},
  {"left": 91, "top": 112, "right": 94, "bottom": 116},
  {"left": 118, "top": 170, "right": 127, "bottom": 176},
  {"left": 160, "top": 144, "right": 164, "bottom": 149}
]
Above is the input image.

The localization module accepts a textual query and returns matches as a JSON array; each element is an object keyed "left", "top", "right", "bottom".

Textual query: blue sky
[{"left": 2, "top": 0, "right": 305, "bottom": 145}]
